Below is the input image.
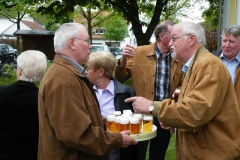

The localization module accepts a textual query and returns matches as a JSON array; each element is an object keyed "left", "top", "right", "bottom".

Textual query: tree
[
  {"left": 0, "top": 1, "right": 38, "bottom": 52},
  {"left": 103, "top": 16, "right": 128, "bottom": 46},
  {"left": 202, "top": 0, "right": 219, "bottom": 29},
  {"left": 74, "top": 2, "right": 115, "bottom": 43}
]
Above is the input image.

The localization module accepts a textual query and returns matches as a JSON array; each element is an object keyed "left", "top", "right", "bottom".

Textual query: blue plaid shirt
[{"left": 154, "top": 44, "right": 171, "bottom": 101}]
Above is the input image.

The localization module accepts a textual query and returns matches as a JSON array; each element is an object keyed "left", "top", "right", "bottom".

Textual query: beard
[{"left": 170, "top": 46, "right": 177, "bottom": 59}]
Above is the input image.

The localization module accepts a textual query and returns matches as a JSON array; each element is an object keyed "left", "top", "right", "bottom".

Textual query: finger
[{"left": 125, "top": 96, "right": 138, "bottom": 103}]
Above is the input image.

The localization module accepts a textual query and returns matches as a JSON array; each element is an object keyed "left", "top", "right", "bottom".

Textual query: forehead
[
  {"left": 222, "top": 34, "right": 239, "bottom": 40},
  {"left": 171, "top": 26, "right": 183, "bottom": 35}
]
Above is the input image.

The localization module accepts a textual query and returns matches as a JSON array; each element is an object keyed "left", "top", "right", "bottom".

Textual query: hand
[
  {"left": 119, "top": 44, "right": 136, "bottom": 66},
  {"left": 120, "top": 130, "right": 138, "bottom": 148},
  {"left": 159, "top": 121, "right": 170, "bottom": 129},
  {"left": 125, "top": 96, "right": 152, "bottom": 114}
]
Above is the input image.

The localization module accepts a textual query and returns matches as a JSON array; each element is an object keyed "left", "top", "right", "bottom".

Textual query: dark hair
[{"left": 155, "top": 20, "right": 175, "bottom": 41}]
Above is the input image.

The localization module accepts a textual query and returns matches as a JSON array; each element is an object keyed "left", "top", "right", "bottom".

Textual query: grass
[{"left": 145, "top": 134, "right": 176, "bottom": 160}]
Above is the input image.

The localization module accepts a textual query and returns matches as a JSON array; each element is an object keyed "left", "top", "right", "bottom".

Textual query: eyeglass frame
[
  {"left": 171, "top": 34, "right": 192, "bottom": 42},
  {"left": 73, "top": 37, "right": 91, "bottom": 44}
]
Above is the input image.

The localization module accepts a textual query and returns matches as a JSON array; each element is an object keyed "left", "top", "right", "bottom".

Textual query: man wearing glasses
[
  {"left": 38, "top": 23, "right": 137, "bottom": 160},
  {"left": 126, "top": 22, "right": 240, "bottom": 160},
  {"left": 114, "top": 20, "right": 184, "bottom": 160}
]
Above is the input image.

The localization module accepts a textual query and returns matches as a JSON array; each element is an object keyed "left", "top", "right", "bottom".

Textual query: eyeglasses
[
  {"left": 73, "top": 37, "right": 91, "bottom": 44},
  {"left": 171, "top": 34, "right": 191, "bottom": 42}
]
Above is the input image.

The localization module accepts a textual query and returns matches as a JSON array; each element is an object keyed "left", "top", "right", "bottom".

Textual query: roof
[
  {"left": 14, "top": 30, "right": 55, "bottom": 37},
  {"left": 21, "top": 20, "right": 45, "bottom": 30}
]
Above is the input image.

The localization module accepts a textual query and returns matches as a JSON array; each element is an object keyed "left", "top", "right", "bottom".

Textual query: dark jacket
[
  {"left": 112, "top": 79, "right": 138, "bottom": 160},
  {"left": 0, "top": 80, "right": 39, "bottom": 160}
]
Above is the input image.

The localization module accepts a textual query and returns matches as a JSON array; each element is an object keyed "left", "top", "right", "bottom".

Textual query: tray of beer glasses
[{"left": 107, "top": 111, "right": 157, "bottom": 141}]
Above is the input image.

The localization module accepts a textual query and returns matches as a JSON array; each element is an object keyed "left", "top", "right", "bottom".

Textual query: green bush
[{"left": 0, "top": 64, "right": 17, "bottom": 86}]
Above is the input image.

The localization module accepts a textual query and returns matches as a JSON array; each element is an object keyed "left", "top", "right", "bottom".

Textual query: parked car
[
  {"left": 90, "top": 44, "right": 110, "bottom": 53},
  {"left": 0, "top": 44, "right": 18, "bottom": 59},
  {"left": 109, "top": 47, "right": 122, "bottom": 58},
  {"left": 0, "top": 44, "right": 18, "bottom": 75}
]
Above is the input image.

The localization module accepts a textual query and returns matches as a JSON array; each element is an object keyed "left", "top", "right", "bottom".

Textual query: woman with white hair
[{"left": 0, "top": 50, "right": 47, "bottom": 160}]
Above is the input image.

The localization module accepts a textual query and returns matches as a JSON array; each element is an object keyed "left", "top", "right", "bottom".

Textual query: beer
[
  {"left": 143, "top": 115, "right": 153, "bottom": 133},
  {"left": 120, "top": 117, "right": 129, "bottom": 131},
  {"left": 107, "top": 115, "right": 116, "bottom": 132},
  {"left": 130, "top": 118, "right": 140, "bottom": 134},
  {"left": 133, "top": 114, "right": 143, "bottom": 133},
  {"left": 114, "top": 116, "right": 121, "bottom": 132}
]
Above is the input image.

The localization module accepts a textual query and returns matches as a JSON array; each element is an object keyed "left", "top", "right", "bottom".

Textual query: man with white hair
[
  {"left": 0, "top": 50, "right": 47, "bottom": 160},
  {"left": 126, "top": 22, "right": 240, "bottom": 160},
  {"left": 38, "top": 23, "right": 137, "bottom": 160}
]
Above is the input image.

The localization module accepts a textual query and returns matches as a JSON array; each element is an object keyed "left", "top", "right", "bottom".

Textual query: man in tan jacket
[
  {"left": 114, "top": 20, "right": 184, "bottom": 160},
  {"left": 126, "top": 22, "right": 240, "bottom": 160}
]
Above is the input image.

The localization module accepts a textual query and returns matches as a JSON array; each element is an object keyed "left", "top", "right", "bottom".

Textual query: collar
[
  {"left": 220, "top": 52, "right": 240, "bottom": 63},
  {"left": 93, "top": 79, "right": 115, "bottom": 95},
  {"left": 182, "top": 55, "right": 194, "bottom": 73},
  {"left": 154, "top": 43, "right": 170, "bottom": 58}
]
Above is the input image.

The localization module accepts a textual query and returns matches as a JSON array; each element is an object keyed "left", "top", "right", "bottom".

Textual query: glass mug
[
  {"left": 119, "top": 117, "right": 129, "bottom": 131},
  {"left": 107, "top": 115, "right": 116, "bottom": 132},
  {"left": 114, "top": 116, "right": 121, "bottom": 132},
  {"left": 133, "top": 114, "right": 143, "bottom": 133},
  {"left": 130, "top": 118, "right": 140, "bottom": 134},
  {"left": 143, "top": 115, "right": 153, "bottom": 133}
]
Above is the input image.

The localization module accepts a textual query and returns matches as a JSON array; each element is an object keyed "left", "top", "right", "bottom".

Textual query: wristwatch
[{"left": 148, "top": 101, "right": 154, "bottom": 114}]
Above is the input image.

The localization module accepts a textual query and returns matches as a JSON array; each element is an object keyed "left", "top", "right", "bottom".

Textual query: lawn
[{"left": 146, "top": 134, "right": 176, "bottom": 160}]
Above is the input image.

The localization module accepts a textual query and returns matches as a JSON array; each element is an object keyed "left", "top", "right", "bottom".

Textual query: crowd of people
[{"left": 0, "top": 20, "right": 240, "bottom": 160}]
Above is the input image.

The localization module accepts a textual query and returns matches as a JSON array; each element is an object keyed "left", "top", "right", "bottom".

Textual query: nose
[{"left": 168, "top": 40, "right": 173, "bottom": 47}]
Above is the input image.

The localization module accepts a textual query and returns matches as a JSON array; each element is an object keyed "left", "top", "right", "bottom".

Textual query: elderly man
[
  {"left": 114, "top": 20, "right": 184, "bottom": 160},
  {"left": 38, "top": 23, "right": 137, "bottom": 160},
  {"left": 213, "top": 25, "right": 240, "bottom": 106},
  {"left": 126, "top": 22, "right": 240, "bottom": 160}
]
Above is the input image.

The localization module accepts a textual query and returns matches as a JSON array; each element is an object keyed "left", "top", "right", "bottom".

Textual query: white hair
[
  {"left": 17, "top": 50, "right": 47, "bottom": 83},
  {"left": 54, "top": 23, "right": 86, "bottom": 53},
  {"left": 174, "top": 21, "right": 207, "bottom": 46}
]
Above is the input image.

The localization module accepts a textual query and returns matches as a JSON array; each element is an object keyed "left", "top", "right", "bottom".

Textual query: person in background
[
  {"left": 85, "top": 50, "right": 138, "bottom": 160},
  {"left": 126, "top": 21, "right": 240, "bottom": 160},
  {"left": 0, "top": 50, "right": 47, "bottom": 160},
  {"left": 212, "top": 25, "right": 240, "bottom": 106},
  {"left": 114, "top": 20, "right": 184, "bottom": 160},
  {"left": 38, "top": 23, "right": 137, "bottom": 160}
]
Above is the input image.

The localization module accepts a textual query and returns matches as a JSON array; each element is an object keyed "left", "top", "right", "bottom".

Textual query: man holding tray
[{"left": 126, "top": 22, "right": 240, "bottom": 160}]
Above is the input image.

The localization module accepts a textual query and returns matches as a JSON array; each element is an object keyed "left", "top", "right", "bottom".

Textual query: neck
[
  {"left": 95, "top": 77, "right": 111, "bottom": 89},
  {"left": 156, "top": 42, "right": 169, "bottom": 57}
]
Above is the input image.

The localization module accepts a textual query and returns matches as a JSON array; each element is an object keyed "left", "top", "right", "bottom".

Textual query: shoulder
[{"left": 113, "top": 79, "right": 135, "bottom": 93}]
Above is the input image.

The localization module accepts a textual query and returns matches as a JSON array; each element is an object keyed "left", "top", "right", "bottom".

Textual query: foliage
[
  {"left": 0, "top": 64, "right": 17, "bottom": 86},
  {"left": 202, "top": 0, "right": 219, "bottom": 29},
  {"left": 103, "top": 16, "right": 129, "bottom": 45}
]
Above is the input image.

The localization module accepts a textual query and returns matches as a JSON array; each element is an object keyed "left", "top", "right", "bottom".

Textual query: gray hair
[
  {"left": 155, "top": 20, "right": 175, "bottom": 41},
  {"left": 174, "top": 21, "right": 206, "bottom": 46},
  {"left": 87, "top": 51, "right": 116, "bottom": 78},
  {"left": 54, "top": 23, "right": 86, "bottom": 53},
  {"left": 222, "top": 25, "right": 240, "bottom": 41},
  {"left": 17, "top": 50, "right": 47, "bottom": 83}
]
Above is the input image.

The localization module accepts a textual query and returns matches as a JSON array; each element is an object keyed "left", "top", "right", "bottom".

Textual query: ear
[
  {"left": 69, "top": 37, "right": 75, "bottom": 49},
  {"left": 98, "top": 68, "right": 105, "bottom": 76},
  {"left": 159, "top": 33, "right": 165, "bottom": 41},
  {"left": 16, "top": 68, "right": 22, "bottom": 80},
  {"left": 189, "top": 34, "right": 197, "bottom": 46}
]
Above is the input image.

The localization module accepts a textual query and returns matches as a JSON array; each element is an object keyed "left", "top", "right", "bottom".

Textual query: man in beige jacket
[{"left": 126, "top": 22, "right": 240, "bottom": 160}]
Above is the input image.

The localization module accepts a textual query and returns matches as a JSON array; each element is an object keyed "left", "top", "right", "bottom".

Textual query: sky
[{"left": 180, "top": 0, "right": 210, "bottom": 23}]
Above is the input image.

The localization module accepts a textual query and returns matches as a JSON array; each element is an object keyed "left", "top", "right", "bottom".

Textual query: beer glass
[
  {"left": 114, "top": 116, "right": 121, "bottom": 132},
  {"left": 113, "top": 111, "right": 121, "bottom": 116},
  {"left": 143, "top": 115, "right": 153, "bottom": 133},
  {"left": 120, "top": 117, "right": 129, "bottom": 131},
  {"left": 107, "top": 115, "right": 116, "bottom": 132},
  {"left": 130, "top": 118, "right": 140, "bottom": 134},
  {"left": 133, "top": 114, "right": 143, "bottom": 133}
]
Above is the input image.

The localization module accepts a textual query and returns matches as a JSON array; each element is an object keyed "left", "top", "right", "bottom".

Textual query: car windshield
[{"left": 90, "top": 46, "right": 104, "bottom": 52}]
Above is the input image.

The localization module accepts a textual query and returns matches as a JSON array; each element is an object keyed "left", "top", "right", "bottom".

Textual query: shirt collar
[
  {"left": 220, "top": 52, "right": 240, "bottom": 63},
  {"left": 93, "top": 79, "right": 115, "bottom": 95},
  {"left": 154, "top": 43, "right": 170, "bottom": 58},
  {"left": 182, "top": 55, "right": 194, "bottom": 73},
  {"left": 60, "top": 55, "right": 85, "bottom": 75}
]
